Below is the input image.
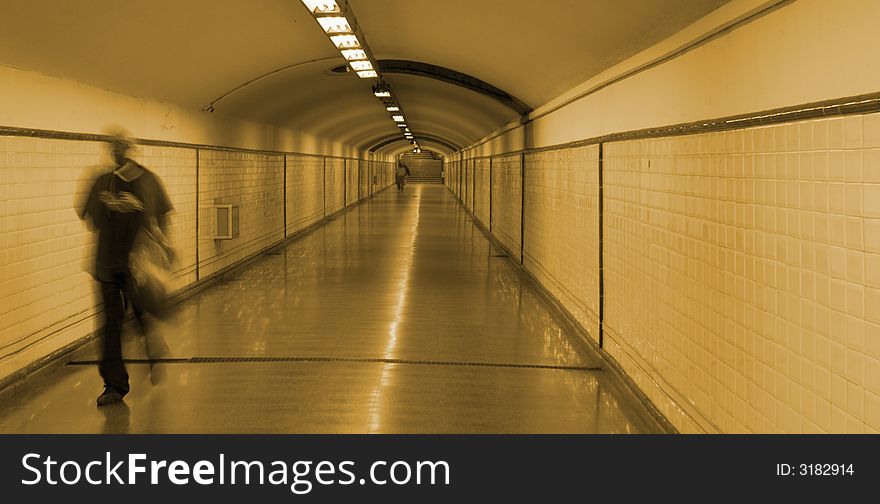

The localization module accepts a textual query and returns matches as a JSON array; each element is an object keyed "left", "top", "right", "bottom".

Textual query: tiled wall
[
  {"left": 0, "top": 135, "right": 393, "bottom": 384},
  {"left": 489, "top": 153, "right": 523, "bottom": 262},
  {"left": 445, "top": 159, "right": 460, "bottom": 197},
  {"left": 368, "top": 161, "right": 377, "bottom": 195},
  {"left": 325, "top": 158, "right": 345, "bottom": 216},
  {"left": 453, "top": 160, "right": 461, "bottom": 198},
  {"left": 524, "top": 146, "right": 601, "bottom": 341},
  {"left": 346, "top": 159, "right": 359, "bottom": 206},
  {"left": 473, "top": 158, "right": 491, "bottom": 227},
  {"left": 458, "top": 160, "right": 465, "bottom": 206},
  {"left": 197, "top": 150, "right": 284, "bottom": 279},
  {"left": 459, "top": 159, "right": 464, "bottom": 199},
  {"left": 371, "top": 160, "right": 395, "bottom": 194},
  {"left": 366, "top": 161, "right": 375, "bottom": 197},
  {"left": 367, "top": 160, "right": 394, "bottom": 197},
  {"left": 358, "top": 159, "right": 368, "bottom": 201},
  {"left": 0, "top": 137, "right": 104, "bottom": 383},
  {"left": 449, "top": 111, "right": 880, "bottom": 433},
  {"left": 464, "top": 160, "right": 474, "bottom": 213},
  {"left": 604, "top": 112, "right": 880, "bottom": 434},
  {"left": 458, "top": 159, "right": 467, "bottom": 200},
  {"left": 286, "top": 154, "right": 325, "bottom": 235}
]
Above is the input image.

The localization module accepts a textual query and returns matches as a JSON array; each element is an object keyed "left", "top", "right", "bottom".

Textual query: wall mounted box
[{"left": 214, "top": 204, "right": 240, "bottom": 240}]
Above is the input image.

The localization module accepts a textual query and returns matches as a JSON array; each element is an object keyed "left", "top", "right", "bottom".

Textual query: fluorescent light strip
[
  {"left": 301, "top": 0, "right": 341, "bottom": 14},
  {"left": 317, "top": 16, "right": 351, "bottom": 34},
  {"left": 341, "top": 49, "right": 367, "bottom": 61},
  {"left": 304, "top": 1, "right": 424, "bottom": 132},
  {"left": 330, "top": 34, "right": 360, "bottom": 49},
  {"left": 350, "top": 60, "right": 373, "bottom": 71}
]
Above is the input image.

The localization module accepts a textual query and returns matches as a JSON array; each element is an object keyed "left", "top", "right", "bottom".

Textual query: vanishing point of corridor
[{"left": 0, "top": 185, "right": 663, "bottom": 434}]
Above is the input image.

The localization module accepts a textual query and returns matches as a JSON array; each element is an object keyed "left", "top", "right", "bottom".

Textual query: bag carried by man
[{"left": 129, "top": 218, "right": 175, "bottom": 319}]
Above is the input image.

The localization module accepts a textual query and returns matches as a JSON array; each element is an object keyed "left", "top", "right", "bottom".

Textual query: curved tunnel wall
[{"left": 448, "top": 0, "right": 880, "bottom": 434}]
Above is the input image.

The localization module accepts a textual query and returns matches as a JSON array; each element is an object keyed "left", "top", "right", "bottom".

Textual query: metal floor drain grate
[
  {"left": 69, "top": 358, "right": 189, "bottom": 365},
  {"left": 69, "top": 356, "right": 601, "bottom": 372}
]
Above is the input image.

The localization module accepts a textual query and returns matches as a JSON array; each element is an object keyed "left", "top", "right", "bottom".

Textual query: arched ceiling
[
  {"left": 378, "top": 73, "right": 521, "bottom": 149},
  {"left": 0, "top": 0, "right": 731, "bottom": 153},
  {"left": 369, "top": 134, "right": 458, "bottom": 155},
  {"left": 0, "top": 0, "right": 330, "bottom": 108},
  {"left": 357, "top": 0, "right": 732, "bottom": 108}
]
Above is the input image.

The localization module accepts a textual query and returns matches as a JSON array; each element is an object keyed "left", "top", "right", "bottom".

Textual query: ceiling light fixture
[
  {"left": 350, "top": 60, "right": 373, "bottom": 71},
  {"left": 316, "top": 16, "right": 352, "bottom": 34},
  {"left": 330, "top": 34, "right": 360, "bottom": 49},
  {"left": 341, "top": 49, "right": 367, "bottom": 61},
  {"left": 302, "top": 0, "right": 420, "bottom": 153},
  {"left": 302, "top": 0, "right": 341, "bottom": 14}
]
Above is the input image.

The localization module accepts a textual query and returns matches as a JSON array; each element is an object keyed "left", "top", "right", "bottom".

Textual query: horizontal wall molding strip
[
  {"left": 461, "top": 91, "right": 880, "bottom": 160},
  {"left": 0, "top": 125, "right": 357, "bottom": 161}
]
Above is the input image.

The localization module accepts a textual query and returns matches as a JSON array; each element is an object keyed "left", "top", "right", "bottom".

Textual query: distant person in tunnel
[
  {"left": 395, "top": 159, "right": 411, "bottom": 192},
  {"left": 78, "top": 127, "right": 175, "bottom": 406}
]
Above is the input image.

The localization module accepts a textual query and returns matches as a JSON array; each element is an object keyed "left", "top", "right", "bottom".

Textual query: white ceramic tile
[{"left": 598, "top": 113, "right": 880, "bottom": 433}]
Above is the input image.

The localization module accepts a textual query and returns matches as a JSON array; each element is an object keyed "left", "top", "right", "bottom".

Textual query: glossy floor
[{"left": 0, "top": 185, "right": 665, "bottom": 433}]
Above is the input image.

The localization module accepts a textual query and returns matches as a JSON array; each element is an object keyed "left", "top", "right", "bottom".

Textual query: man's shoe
[{"left": 96, "top": 387, "right": 124, "bottom": 406}]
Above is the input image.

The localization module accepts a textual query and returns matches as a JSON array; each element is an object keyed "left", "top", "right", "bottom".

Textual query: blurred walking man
[{"left": 79, "top": 128, "right": 174, "bottom": 406}]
